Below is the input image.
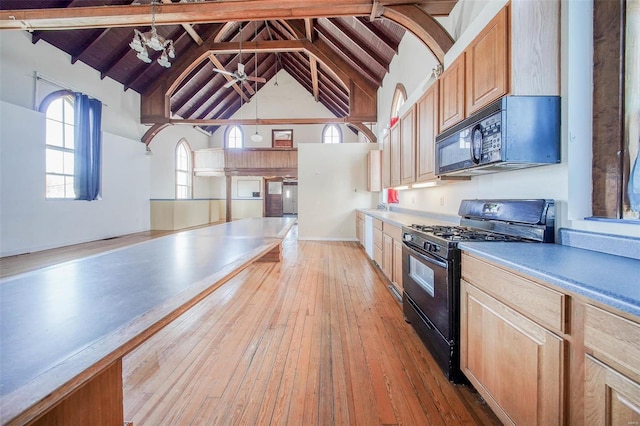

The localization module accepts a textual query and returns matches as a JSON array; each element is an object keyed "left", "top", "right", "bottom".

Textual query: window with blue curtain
[{"left": 42, "top": 90, "right": 102, "bottom": 201}]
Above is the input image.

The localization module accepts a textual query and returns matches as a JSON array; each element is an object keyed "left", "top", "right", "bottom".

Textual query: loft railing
[{"left": 193, "top": 148, "right": 297, "bottom": 177}]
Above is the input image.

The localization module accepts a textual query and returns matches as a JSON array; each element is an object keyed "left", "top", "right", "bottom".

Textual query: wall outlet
[{"left": 439, "top": 196, "right": 445, "bottom": 206}]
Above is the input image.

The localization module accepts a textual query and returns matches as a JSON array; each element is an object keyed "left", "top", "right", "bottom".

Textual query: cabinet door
[
  {"left": 400, "top": 106, "right": 416, "bottom": 185},
  {"left": 390, "top": 124, "right": 401, "bottom": 187},
  {"left": 439, "top": 55, "right": 465, "bottom": 131},
  {"left": 460, "top": 280, "right": 564, "bottom": 425},
  {"left": 585, "top": 355, "right": 640, "bottom": 425},
  {"left": 392, "top": 239, "right": 403, "bottom": 293},
  {"left": 465, "top": 6, "right": 509, "bottom": 116},
  {"left": 382, "top": 233, "right": 393, "bottom": 280},
  {"left": 367, "top": 150, "right": 381, "bottom": 192},
  {"left": 416, "top": 83, "right": 439, "bottom": 182},
  {"left": 382, "top": 133, "right": 391, "bottom": 189}
]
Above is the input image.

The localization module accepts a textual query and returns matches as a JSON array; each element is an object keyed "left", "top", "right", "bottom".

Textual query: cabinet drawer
[
  {"left": 383, "top": 222, "right": 403, "bottom": 241},
  {"left": 373, "top": 218, "right": 383, "bottom": 230},
  {"left": 584, "top": 305, "right": 640, "bottom": 380},
  {"left": 373, "top": 227, "right": 383, "bottom": 249},
  {"left": 462, "top": 253, "right": 567, "bottom": 333}
]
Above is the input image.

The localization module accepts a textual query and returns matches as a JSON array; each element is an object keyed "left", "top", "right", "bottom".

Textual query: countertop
[
  {"left": 358, "top": 208, "right": 456, "bottom": 228},
  {"left": 459, "top": 242, "right": 640, "bottom": 318},
  {"left": 359, "top": 208, "right": 640, "bottom": 319},
  {"left": 0, "top": 217, "right": 296, "bottom": 424}
]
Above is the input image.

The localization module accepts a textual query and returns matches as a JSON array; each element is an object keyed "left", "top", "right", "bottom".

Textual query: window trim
[
  {"left": 322, "top": 124, "right": 343, "bottom": 144},
  {"left": 42, "top": 90, "right": 76, "bottom": 200},
  {"left": 390, "top": 83, "right": 407, "bottom": 124},
  {"left": 225, "top": 125, "right": 244, "bottom": 149},
  {"left": 175, "top": 139, "right": 193, "bottom": 200}
]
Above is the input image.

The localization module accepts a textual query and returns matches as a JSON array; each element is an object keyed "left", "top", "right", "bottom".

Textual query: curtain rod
[{"left": 33, "top": 71, "right": 108, "bottom": 108}]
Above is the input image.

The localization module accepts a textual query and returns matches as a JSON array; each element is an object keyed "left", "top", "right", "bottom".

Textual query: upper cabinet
[
  {"left": 390, "top": 123, "right": 401, "bottom": 187},
  {"left": 439, "top": 1, "right": 559, "bottom": 130},
  {"left": 439, "top": 55, "right": 466, "bottom": 131},
  {"left": 416, "top": 83, "right": 439, "bottom": 182},
  {"left": 465, "top": 6, "right": 509, "bottom": 116},
  {"left": 400, "top": 107, "right": 416, "bottom": 185}
]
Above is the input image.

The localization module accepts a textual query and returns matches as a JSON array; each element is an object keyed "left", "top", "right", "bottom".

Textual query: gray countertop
[
  {"left": 359, "top": 208, "right": 640, "bottom": 318},
  {"left": 0, "top": 217, "right": 295, "bottom": 424},
  {"left": 459, "top": 242, "right": 640, "bottom": 318}
]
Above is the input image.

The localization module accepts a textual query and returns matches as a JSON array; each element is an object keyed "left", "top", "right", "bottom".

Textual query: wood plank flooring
[{"left": 122, "top": 225, "right": 501, "bottom": 425}]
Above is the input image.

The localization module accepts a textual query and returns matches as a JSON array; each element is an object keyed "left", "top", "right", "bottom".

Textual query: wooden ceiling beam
[
  {"left": 327, "top": 17, "right": 389, "bottom": 71},
  {"left": 382, "top": 4, "right": 453, "bottom": 64},
  {"left": 354, "top": 17, "right": 399, "bottom": 53},
  {"left": 304, "top": 18, "right": 320, "bottom": 102},
  {"left": 0, "top": 1, "right": 456, "bottom": 30},
  {"left": 170, "top": 118, "right": 349, "bottom": 126},
  {"left": 315, "top": 28, "right": 380, "bottom": 86},
  {"left": 160, "top": 0, "right": 203, "bottom": 46},
  {"left": 69, "top": 28, "right": 110, "bottom": 64}
]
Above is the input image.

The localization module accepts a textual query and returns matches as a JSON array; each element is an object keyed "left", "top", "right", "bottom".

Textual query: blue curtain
[{"left": 74, "top": 93, "right": 102, "bottom": 201}]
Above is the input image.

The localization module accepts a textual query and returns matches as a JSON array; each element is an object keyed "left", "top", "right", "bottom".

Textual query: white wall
[
  {"left": 377, "top": 0, "right": 639, "bottom": 238},
  {"left": 298, "top": 143, "right": 379, "bottom": 240},
  {"left": 0, "top": 31, "right": 156, "bottom": 256},
  {"left": 210, "top": 70, "right": 359, "bottom": 147}
]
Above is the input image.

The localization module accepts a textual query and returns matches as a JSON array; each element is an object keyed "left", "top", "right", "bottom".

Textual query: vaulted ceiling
[{"left": 0, "top": 1, "right": 456, "bottom": 140}]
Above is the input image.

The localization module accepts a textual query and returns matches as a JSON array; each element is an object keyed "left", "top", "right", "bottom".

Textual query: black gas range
[{"left": 401, "top": 199, "right": 555, "bottom": 383}]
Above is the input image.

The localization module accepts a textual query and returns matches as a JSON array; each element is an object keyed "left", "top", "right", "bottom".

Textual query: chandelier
[{"left": 129, "top": 0, "right": 175, "bottom": 68}]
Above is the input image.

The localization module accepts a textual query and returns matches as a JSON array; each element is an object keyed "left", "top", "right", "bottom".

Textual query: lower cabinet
[
  {"left": 585, "top": 355, "right": 640, "bottom": 425},
  {"left": 373, "top": 219, "right": 383, "bottom": 267},
  {"left": 460, "top": 279, "right": 564, "bottom": 425},
  {"left": 383, "top": 222, "right": 403, "bottom": 296},
  {"left": 392, "top": 239, "right": 403, "bottom": 294}
]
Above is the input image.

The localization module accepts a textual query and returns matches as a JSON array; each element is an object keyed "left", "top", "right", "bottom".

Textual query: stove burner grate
[{"left": 409, "top": 224, "right": 524, "bottom": 242}]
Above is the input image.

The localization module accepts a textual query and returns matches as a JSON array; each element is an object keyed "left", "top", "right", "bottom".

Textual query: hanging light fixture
[
  {"left": 250, "top": 23, "right": 263, "bottom": 143},
  {"left": 130, "top": 0, "right": 175, "bottom": 68}
]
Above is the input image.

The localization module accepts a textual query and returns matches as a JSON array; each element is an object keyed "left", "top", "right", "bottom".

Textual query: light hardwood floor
[
  {"left": 1, "top": 223, "right": 500, "bottom": 425},
  {"left": 122, "top": 225, "right": 500, "bottom": 425}
]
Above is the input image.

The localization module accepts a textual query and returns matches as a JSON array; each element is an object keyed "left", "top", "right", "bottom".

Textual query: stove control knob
[
  {"left": 424, "top": 242, "right": 433, "bottom": 251},
  {"left": 404, "top": 234, "right": 413, "bottom": 242}
]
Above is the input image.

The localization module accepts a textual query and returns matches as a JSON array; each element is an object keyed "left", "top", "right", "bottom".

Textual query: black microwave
[{"left": 435, "top": 96, "right": 560, "bottom": 176}]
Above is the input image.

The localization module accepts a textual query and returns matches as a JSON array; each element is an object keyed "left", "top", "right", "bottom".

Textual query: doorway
[
  {"left": 283, "top": 181, "right": 298, "bottom": 215},
  {"left": 264, "top": 178, "right": 284, "bottom": 217}
]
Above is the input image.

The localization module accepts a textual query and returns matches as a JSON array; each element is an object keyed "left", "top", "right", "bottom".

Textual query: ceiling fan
[{"left": 212, "top": 23, "right": 266, "bottom": 93}]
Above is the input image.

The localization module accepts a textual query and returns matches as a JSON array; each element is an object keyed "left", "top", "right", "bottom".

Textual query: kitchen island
[{"left": 0, "top": 217, "right": 295, "bottom": 425}]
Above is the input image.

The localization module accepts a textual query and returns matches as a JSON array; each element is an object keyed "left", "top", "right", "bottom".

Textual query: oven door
[{"left": 402, "top": 243, "right": 452, "bottom": 340}]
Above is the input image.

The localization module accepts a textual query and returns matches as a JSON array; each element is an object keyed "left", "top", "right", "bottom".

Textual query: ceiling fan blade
[
  {"left": 247, "top": 76, "right": 267, "bottom": 84},
  {"left": 243, "top": 81, "right": 255, "bottom": 95},
  {"left": 223, "top": 79, "right": 236, "bottom": 88},
  {"left": 213, "top": 68, "right": 235, "bottom": 77}
]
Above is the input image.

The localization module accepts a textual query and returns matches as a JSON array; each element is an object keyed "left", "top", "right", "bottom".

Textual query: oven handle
[{"left": 403, "top": 242, "right": 448, "bottom": 269}]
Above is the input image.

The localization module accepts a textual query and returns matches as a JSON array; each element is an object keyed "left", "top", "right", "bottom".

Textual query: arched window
[
  {"left": 176, "top": 140, "right": 192, "bottom": 199},
  {"left": 42, "top": 90, "right": 75, "bottom": 199},
  {"left": 390, "top": 83, "right": 407, "bottom": 126},
  {"left": 322, "top": 124, "right": 342, "bottom": 144},
  {"left": 226, "top": 125, "right": 243, "bottom": 148}
]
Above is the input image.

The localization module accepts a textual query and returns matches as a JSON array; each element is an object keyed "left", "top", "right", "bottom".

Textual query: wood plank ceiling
[{"left": 0, "top": 1, "right": 456, "bottom": 136}]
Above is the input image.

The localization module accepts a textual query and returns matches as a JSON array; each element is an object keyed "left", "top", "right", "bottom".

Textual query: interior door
[
  {"left": 265, "top": 178, "right": 284, "bottom": 217},
  {"left": 283, "top": 182, "right": 298, "bottom": 214}
]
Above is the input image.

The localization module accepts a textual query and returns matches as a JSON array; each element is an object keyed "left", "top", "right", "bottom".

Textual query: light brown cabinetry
[
  {"left": 400, "top": 106, "right": 416, "bottom": 185},
  {"left": 465, "top": 6, "right": 509, "bottom": 116},
  {"left": 382, "top": 133, "right": 391, "bottom": 189},
  {"left": 416, "top": 83, "right": 439, "bottom": 182},
  {"left": 367, "top": 150, "right": 382, "bottom": 192},
  {"left": 356, "top": 211, "right": 364, "bottom": 246},
  {"left": 383, "top": 222, "right": 404, "bottom": 295},
  {"left": 439, "top": 55, "right": 465, "bottom": 131},
  {"left": 389, "top": 124, "right": 401, "bottom": 187},
  {"left": 373, "top": 219, "right": 383, "bottom": 266},
  {"left": 461, "top": 278, "right": 564, "bottom": 425},
  {"left": 584, "top": 305, "right": 640, "bottom": 425}
]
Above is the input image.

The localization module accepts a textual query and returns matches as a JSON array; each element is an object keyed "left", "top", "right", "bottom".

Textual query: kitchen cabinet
[
  {"left": 465, "top": 6, "right": 508, "bottom": 116},
  {"left": 460, "top": 253, "right": 565, "bottom": 425},
  {"left": 356, "top": 211, "right": 364, "bottom": 246},
  {"left": 383, "top": 222, "right": 403, "bottom": 296},
  {"left": 439, "top": 54, "right": 465, "bottom": 131},
  {"left": 584, "top": 304, "right": 640, "bottom": 425},
  {"left": 373, "top": 218, "right": 383, "bottom": 267},
  {"left": 439, "top": 1, "right": 559, "bottom": 130},
  {"left": 382, "top": 133, "right": 391, "bottom": 189},
  {"left": 416, "top": 83, "right": 439, "bottom": 182},
  {"left": 390, "top": 124, "right": 401, "bottom": 187},
  {"left": 400, "top": 106, "right": 416, "bottom": 185},
  {"left": 367, "top": 150, "right": 382, "bottom": 192}
]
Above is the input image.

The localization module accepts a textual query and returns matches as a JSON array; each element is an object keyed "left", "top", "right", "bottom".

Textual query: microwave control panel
[{"left": 479, "top": 112, "right": 502, "bottom": 163}]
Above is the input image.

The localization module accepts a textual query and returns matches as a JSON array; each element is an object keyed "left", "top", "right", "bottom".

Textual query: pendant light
[{"left": 250, "top": 23, "right": 263, "bottom": 143}]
